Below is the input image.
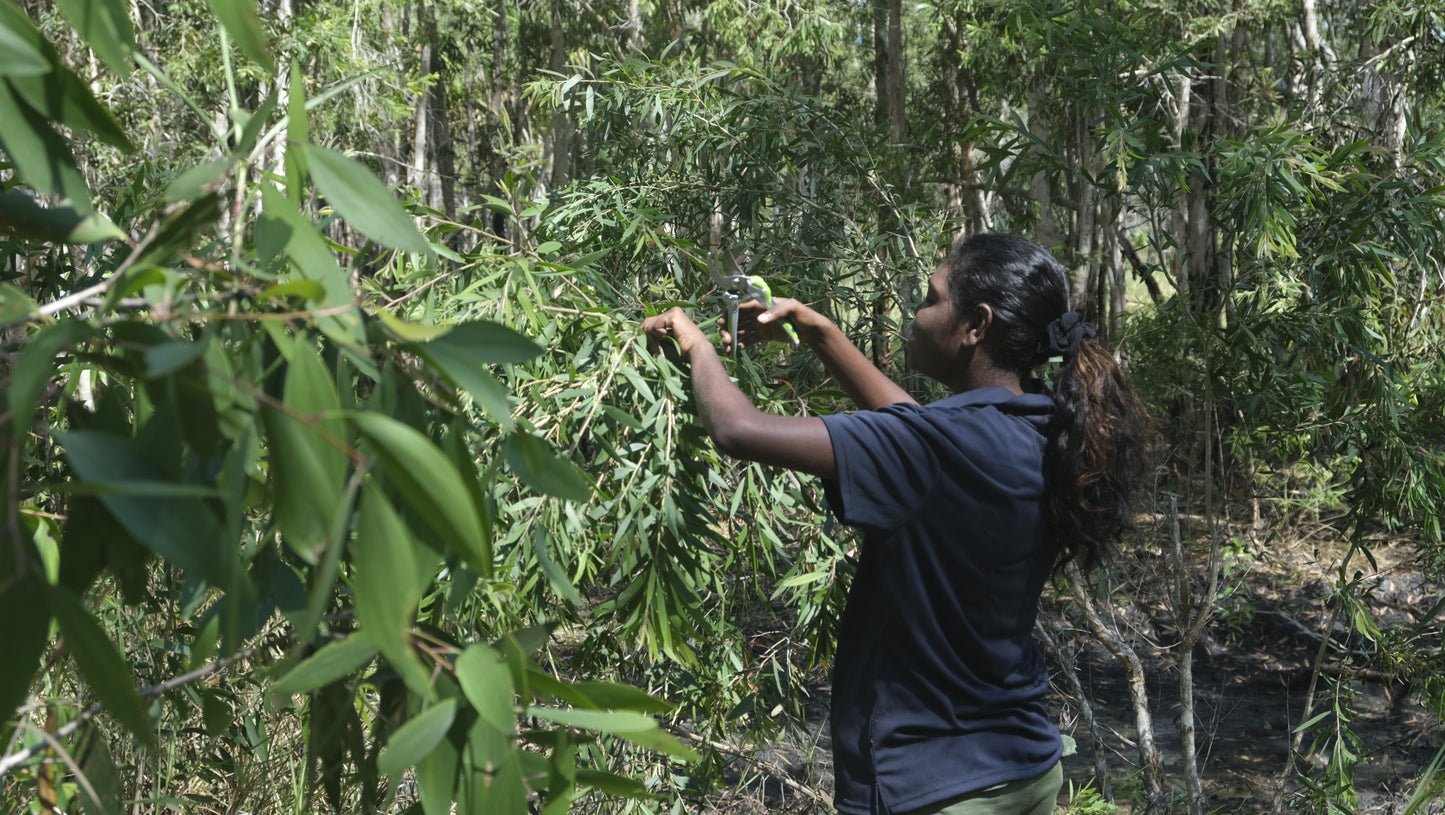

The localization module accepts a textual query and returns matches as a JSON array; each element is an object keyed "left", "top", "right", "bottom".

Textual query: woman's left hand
[{"left": 641, "top": 307, "right": 710, "bottom": 356}]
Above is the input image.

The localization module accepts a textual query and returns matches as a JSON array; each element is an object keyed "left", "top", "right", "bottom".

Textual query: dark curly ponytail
[{"left": 945, "top": 234, "right": 1148, "bottom": 572}]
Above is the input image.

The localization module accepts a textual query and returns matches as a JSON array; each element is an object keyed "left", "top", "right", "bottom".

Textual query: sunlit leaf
[
  {"left": 304, "top": 145, "right": 430, "bottom": 253},
  {"left": 205, "top": 0, "right": 273, "bottom": 71},
  {"left": 527, "top": 706, "right": 697, "bottom": 760},
  {"left": 0, "top": 282, "right": 36, "bottom": 329},
  {"left": 164, "top": 159, "right": 230, "bottom": 203},
  {"left": 377, "top": 308, "right": 450, "bottom": 342}
]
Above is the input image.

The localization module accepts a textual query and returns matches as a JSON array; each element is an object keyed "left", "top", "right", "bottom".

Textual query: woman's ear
[{"left": 959, "top": 303, "right": 994, "bottom": 348}]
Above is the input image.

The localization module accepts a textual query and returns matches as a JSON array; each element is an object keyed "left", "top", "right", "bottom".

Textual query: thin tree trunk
[
  {"left": 1067, "top": 561, "right": 1167, "bottom": 812},
  {"left": 1036, "top": 615, "right": 1112, "bottom": 800},
  {"left": 548, "top": 0, "right": 572, "bottom": 191}
]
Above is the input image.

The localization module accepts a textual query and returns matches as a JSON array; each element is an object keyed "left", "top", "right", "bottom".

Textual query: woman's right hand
[{"left": 719, "top": 297, "right": 822, "bottom": 353}]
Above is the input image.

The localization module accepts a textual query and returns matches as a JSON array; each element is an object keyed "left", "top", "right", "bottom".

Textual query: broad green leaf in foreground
[
  {"left": 258, "top": 185, "right": 363, "bottom": 346},
  {"left": 0, "top": 80, "right": 93, "bottom": 210},
  {"left": 455, "top": 644, "right": 515, "bottom": 734},
  {"left": 262, "top": 341, "right": 347, "bottom": 562},
  {"left": 8, "top": 319, "right": 90, "bottom": 438},
  {"left": 0, "top": 20, "right": 49, "bottom": 76},
  {"left": 0, "top": 282, "right": 36, "bottom": 328},
  {"left": 527, "top": 707, "right": 697, "bottom": 760},
  {"left": 304, "top": 145, "right": 430, "bottom": 253},
  {"left": 55, "top": 0, "right": 135, "bottom": 75},
  {"left": 505, "top": 432, "right": 592, "bottom": 502},
  {"left": 350, "top": 411, "right": 490, "bottom": 575},
  {"left": 407, "top": 320, "right": 543, "bottom": 427},
  {"left": 353, "top": 485, "right": 433, "bottom": 697},
  {"left": 47, "top": 585, "right": 154, "bottom": 744},
  {"left": 271, "top": 635, "right": 379, "bottom": 698},
  {"left": 57, "top": 430, "right": 238, "bottom": 590},
  {"left": 378, "top": 698, "right": 457, "bottom": 776},
  {"left": 0, "top": 190, "right": 124, "bottom": 243},
  {"left": 204, "top": 0, "right": 273, "bottom": 70}
]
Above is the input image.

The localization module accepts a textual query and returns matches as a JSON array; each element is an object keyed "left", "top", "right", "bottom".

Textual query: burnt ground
[{"left": 706, "top": 535, "right": 1445, "bottom": 814}]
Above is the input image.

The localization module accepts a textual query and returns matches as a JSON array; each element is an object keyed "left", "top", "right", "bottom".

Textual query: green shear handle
[{"left": 712, "top": 259, "right": 800, "bottom": 358}]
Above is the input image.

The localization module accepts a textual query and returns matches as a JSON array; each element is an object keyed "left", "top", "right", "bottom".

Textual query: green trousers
[{"left": 901, "top": 761, "right": 1064, "bottom": 815}]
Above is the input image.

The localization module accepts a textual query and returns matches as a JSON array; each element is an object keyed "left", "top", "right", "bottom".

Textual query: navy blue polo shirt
[{"left": 820, "top": 386, "right": 1062, "bottom": 815}]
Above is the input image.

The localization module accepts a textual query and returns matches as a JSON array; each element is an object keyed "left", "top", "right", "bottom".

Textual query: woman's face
[{"left": 906, "top": 264, "right": 970, "bottom": 388}]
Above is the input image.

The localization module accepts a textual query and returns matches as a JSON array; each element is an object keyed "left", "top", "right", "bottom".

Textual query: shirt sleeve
[{"left": 820, "top": 403, "right": 942, "bottom": 533}]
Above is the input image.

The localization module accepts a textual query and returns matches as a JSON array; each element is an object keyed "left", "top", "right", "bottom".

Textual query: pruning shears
[{"left": 710, "top": 253, "right": 800, "bottom": 359}]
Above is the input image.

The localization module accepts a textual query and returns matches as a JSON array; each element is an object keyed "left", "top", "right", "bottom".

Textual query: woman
[{"left": 641, "top": 233, "right": 1147, "bottom": 815}]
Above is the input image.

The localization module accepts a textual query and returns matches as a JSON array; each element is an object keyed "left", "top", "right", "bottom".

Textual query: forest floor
[{"left": 710, "top": 532, "right": 1445, "bottom": 814}]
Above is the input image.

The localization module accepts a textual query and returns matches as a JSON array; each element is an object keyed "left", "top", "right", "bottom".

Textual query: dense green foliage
[{"left": 2, "top": 0, "right": 1444, "bottom": 813}]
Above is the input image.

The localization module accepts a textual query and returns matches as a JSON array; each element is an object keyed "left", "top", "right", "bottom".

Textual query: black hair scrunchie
[{"left": 1038, "top": 310, "right": 1097, "bottom": 361}]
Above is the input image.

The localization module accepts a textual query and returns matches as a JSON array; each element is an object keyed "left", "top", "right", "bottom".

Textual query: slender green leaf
[
  {"left": 0, "top": 190, "right": 123, "bottom": 243},
  {"left": 75, "top": 730, "right": 124, "bottom": 815},
  {"left": 349, "top": 411, "right": 490, "bottom": 575},
  {"left": 455, "top": 644, "right": 514, "bottom": 734},
  {"left": 530, "top": 528, "right": 581, "bottom": 604},
  {"left": 262, "top": 341, "right": 347, "bottom": 562},
  {"left": 271, "top": 636, "right": 378, "bottom": 698},
  {"left": 415, "top": 711, "right": 460, "bottom": 815},
  {"left": 527, "top": 706, "right": 697, "bottom": 759},
  {"left": 258, "top": 185, "right": 363, "bottom": 345},
  {"left": 353, "top": 485, "right": 432, "bottom": 698},
  {"left": 4, "top": 55, "right": 131, "bottom": 150},
  {"left": 205, "top": 0, "right": 273, "bottom": 70},
  {"left": 0, "top": 79, "right": 93, "bottom": 210},
  {"left": 47, "top": 585, "right": 154, "bottom": 744},
  {"left": 377, "top": 309, "right": 450, "bottom": 342},
  {"left": 56, "top": 0, "right": 135, "bottom": 75},
  {"left": 378, "top": 699, "right": 457, "bottom": 776},
  {"left": 575, "top": 769, "right": 655, "bottom": 799},
  {"left": 164, "top": 159, "right": 230, "bottom": 203},
  {"left": 459, "top": 717, "right": 526, "bottom": 815},
  {"left": 232, "top": 90, "right": 277, "bottom": 159},
  {"left": 285, "top": 63, "right": 307, "bottom": 201},
  {"left": 305, "top": 145, "right": 430, "bottom": 253},
  {"left": 0, "top": 21, "right": 48, "bottom": 76},
  {"left": 143, "top": 339, "right": 208, "bottom": 379},
  {"left": 0, "top": 570, "right": 49, "bottom": 748},
  {"left": 258, "top": 279, "right": 326, "bottom": 302},
  {"left": 411, "top": 344, "right": 514, "bottom": 427},
  {"left": 0, "top": 281, "right": 37, "bottom": 329},
  {"left": 505, "top": 433, "right": 592, "bottom": 502},
  {"left": 10, "top": 319, "right": 91, "bottom": 439},
  {"left": 567, "top": 682, "right": 673, "bottom": 714},
  {"left": 427, "top": 320, "right": 544, "bottom": 365},
  {"left": 127, "top": 193, "right": 221, "bottom": 270}
]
